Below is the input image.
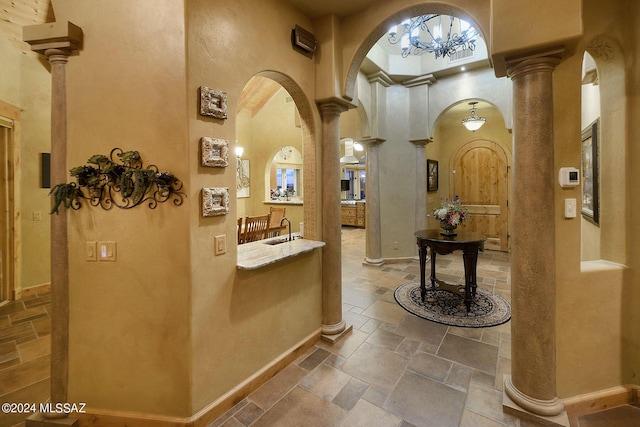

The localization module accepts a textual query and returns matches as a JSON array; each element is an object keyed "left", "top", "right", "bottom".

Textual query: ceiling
[
  {"left": 0, "top": 0, "right": 380, "bottom": 53},
  {"left": 237, "top": 76, "right": 282, "bottom": 118},
  {"left": 0, "top": 0, "right": 53, "bottom": 53},
  {"left": 0, "top": 0, "right": 488, "bottom": 117},
  {"left": 284, "top": 0, "right": 379, "bottom": 19}
]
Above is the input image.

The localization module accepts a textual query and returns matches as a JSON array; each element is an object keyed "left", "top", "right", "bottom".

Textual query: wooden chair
[
  {"left": 242, "top": 213, "right": 271, "bottom": 243},
  {"left": 268, "top": 207, "right": 286, "bottom": 237},
  {"left": 237, "top": 217, "right": 244, "bottom": 244}
]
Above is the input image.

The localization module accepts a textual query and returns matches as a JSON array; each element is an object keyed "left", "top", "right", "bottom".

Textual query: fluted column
[
  {"left": 503, "top": 53, "right": 566, "bottom": 420},
  {"left": 317, "top": 99, "right": 353, "bottom": 342},
  {"left": 24, "top": 22, "right": 82, "bottom": 424}
]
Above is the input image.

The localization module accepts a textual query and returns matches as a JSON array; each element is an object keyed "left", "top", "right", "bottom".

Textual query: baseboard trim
[
  {"left": 17, "top": 282, "right": 51, "bottom": 299},
  {"left": 563, "top": 384, "right": 640, "bottom": 418},
  {"left": 74, "top": 328, "right": 321, "bottom": 427}
]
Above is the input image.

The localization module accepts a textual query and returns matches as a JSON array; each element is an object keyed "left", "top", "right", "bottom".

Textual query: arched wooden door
[{"left": 451, "top": 140, "right": 510, "bottom": 251}]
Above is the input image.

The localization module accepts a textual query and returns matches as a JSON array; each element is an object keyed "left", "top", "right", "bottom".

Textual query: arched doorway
[
  {"left": 451, "top": 139, "right": 510, "bottom": 251},
  {"left": 235, "top": 73, "right": 317, "bottom": 241}
]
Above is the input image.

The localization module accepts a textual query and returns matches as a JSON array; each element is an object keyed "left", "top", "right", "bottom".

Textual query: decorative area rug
[{"left": 394, "top": 281, "right": 511, "bottom": 328}]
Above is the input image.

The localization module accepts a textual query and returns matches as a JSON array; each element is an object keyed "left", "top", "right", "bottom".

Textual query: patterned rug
[{"left": 394, "top": 281, "right": 511, "bottom": 328}]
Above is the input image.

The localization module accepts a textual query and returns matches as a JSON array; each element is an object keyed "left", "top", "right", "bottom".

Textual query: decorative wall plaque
[
  {"left": 201, "top": 137, "right": 229, "bottom": 167},
  {"left": 202, "top": 187, "right": 229, "bottom": 217},
  {"left": 199, "top": 86, "right": 228, "bottom": 119}
]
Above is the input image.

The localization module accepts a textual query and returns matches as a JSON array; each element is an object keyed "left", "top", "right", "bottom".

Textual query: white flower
[{"left": 435, "top": 208, "right": 448, "bottom": 220}]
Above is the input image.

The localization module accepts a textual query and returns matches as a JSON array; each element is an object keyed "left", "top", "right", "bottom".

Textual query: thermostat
[{"left": 558, "top": 167, "right": 580, "bottom": 188}]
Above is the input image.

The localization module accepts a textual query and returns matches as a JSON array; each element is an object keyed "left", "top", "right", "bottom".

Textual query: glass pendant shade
[{"left": 461, "top": 102, "right": 486, "bottom": 131}]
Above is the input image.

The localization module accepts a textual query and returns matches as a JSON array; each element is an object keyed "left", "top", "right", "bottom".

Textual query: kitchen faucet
[{"left": 280, "top": 217, "right": 292, "bottom": 241}]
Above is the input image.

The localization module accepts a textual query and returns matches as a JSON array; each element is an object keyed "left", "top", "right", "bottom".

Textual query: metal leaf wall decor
[{"left": 49, "top": 148, "right": 186, "bottom": 214}]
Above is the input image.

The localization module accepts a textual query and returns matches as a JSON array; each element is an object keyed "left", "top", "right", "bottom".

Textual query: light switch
[
  {"left": 564, "top": 198, "right": 577, "bottom": 218},
  {"left": 214, "top": 235, "right": 226, "bottom": 255},
  {"left": 86, "top": 241, "right": 97, "bottom": 261},
  {"left": 98, "top": 241, "right": 117, "bottom": 262}
]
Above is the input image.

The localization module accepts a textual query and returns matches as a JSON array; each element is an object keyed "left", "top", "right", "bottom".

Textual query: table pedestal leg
[
  {"left": 462, "top": 249, "right": 479, "bottom": 312},
  {"left": 418, "top": 244, "right": 427, "bottom": 301}
]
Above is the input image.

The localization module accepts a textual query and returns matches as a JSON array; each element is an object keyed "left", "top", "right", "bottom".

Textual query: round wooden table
[{"left": 414, "top": 229, "right": 487, "bottom": 312}]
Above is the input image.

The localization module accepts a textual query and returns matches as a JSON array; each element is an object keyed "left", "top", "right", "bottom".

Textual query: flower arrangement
[{"left": 432, "top": 196, "right": 468, "bottom": 227}]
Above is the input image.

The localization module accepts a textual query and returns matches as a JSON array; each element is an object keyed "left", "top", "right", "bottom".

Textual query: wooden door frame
[
  {"left": 0, "top": 100, "right": 21, "bottom": 301},
  {"left": 450, "top": 139, "right": 511, "bottom": 252}
]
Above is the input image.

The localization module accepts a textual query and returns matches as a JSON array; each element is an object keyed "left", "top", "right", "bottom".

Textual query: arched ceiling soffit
[
  {"left": 251, "top": 71, "right": 316, "bottom": 139},
  {"left": 433, "top": 100, "right": 507, "bottom": 132},
  {"left": 341, "top": 1, "right": 492, "bottom": 101}
]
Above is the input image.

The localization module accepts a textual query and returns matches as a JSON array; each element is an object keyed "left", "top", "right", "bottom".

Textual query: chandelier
[
  {"left": 388, "top": 15, "right": 478, "bottom": 59},
  {"left": 461, "top": 102, "right": 486, "bottom": 131}
]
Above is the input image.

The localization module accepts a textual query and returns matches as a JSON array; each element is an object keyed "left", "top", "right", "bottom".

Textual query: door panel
[{"left": 452, "top": 140, "right": 509, "bottom": 251}]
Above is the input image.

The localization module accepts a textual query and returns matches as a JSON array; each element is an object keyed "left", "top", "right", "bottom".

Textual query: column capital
[
  {"left": 506, "top": 48, "right": 564, "bottom": 79},
  {"left": 359, "top": 137, "right": 385, "bottom": 147},
  {"left": 316, "top": 97, "right": 355, "bottom": 117},
  {"left": 23, "top": 21, "right": 83, "bottom": 56},
  {"left": 366, "top": 71, "right": 394, "bottom": 87},
  {"left": 402, "top": 74, "right": 436, "bottom": 88},
  {"left": 409, "top": 138, "right": 433, "bottom": 147}
]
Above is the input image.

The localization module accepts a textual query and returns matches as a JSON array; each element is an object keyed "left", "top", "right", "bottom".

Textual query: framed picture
[
  {"left": 581, "top": 118, "right": 599, "bottom": 225},
  {"left": 201, "top": 137, "right": 229, "bottom": 167},
  {"left": 427, "top": 159, "right": 438, "bottom": 192},
  {"left": 199, "top": 86, "right": 228, "bottom": 119},
  {"left": 236, "top": 159, "right": 250, "bottom": 198},
  {"left": 201, "top": 187, "right": 230, "bottom": 217}
]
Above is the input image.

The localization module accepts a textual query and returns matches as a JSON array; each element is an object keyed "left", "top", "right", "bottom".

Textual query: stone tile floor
[{"left": 1, "top": 226, "right": 638, "bottom": 426}]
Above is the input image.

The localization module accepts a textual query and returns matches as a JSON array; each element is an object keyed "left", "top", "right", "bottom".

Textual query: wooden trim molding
[{"left": 564, "top": 385, "right": 640, "bottom": 418}]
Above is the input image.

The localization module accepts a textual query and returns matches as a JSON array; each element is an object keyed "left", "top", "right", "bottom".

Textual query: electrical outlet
[
  {"left": 393, "top": 241, "right": 399, "bottom": 250},
  {"left": 214, "top": 235, "right": 226, "bottom": 255},
  {"left": 98, "top": 241, "right": 117, "bottom": 262},
  {"left": 86, "top": 241, "right": 97, "bottom": 261},
  {"left": 33, "top": 211, "right": 42, "bottom": 221}
]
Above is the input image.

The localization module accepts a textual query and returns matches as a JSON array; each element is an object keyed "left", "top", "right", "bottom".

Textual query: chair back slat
[
  {"left": 242, "top": 213, "right": 271, "bottom": 243},
  {"left": 268, "top": 207, "right": 286, "bottom": 237}
]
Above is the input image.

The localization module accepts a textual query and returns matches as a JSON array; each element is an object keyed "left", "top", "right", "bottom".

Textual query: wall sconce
[{"left": 235, "top": 146, "right": 244, "bottom": 157}]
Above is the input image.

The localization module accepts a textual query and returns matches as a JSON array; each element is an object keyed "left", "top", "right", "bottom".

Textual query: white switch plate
[
  {"left": 564, "top": 198, "right": 577, "bottom": 218},
  {"left": 86, "top": 241, "right": 97, "bottom": 262},
  {"left": 214, "top": 235, "right": 226, "bottom": 255},
  {"left": 98, "top": 241, "right": 117, "bottom": 262}
]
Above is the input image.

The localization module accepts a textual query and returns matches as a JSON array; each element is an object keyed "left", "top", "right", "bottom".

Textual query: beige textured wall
[
  {"left": 51, "top": 0, "right": 324, "bottom": 418},
  {"left": 0, "top": 31, "right": 52, "bottom": 293},
  {"left": 185, "top": 0, "right": 322, "bottom": 414},
  {"left": 553, "top": 0, "right": 636, "bottom": 398},
  {"left": 53, "top": 0, "right": 192, "bottom": 416}
]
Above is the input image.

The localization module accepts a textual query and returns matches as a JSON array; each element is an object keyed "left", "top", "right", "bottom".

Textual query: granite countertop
[{"left": 237, "top": 234, "right": 325, "bottom": 270}]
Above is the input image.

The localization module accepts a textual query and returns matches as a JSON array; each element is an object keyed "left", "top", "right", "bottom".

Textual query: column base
[
  {"left": 363, "top": 257, "right": 384, "bottom": 266},
  {"left": 26, "top": 413, "right": 78, "bottom": 426},
  {"left": 503, "top": 375, "right": 569, "bottom": 426},
  {"left": 320, "top": 321, "right": 353, "bottom": 344}
]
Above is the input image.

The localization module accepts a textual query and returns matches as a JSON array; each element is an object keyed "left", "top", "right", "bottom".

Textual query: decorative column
[
  {"left": 317, "top": 98, "right": 353, "bottom": 343},
  {"left": 24, "top": 22, "right": 82, "bottom": 424},
  {"left": 503, "top": 52, "right": 567, "bottom": 423},
  {"left": 360, "top": 138, "right": 384, "bottom": 265}
]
